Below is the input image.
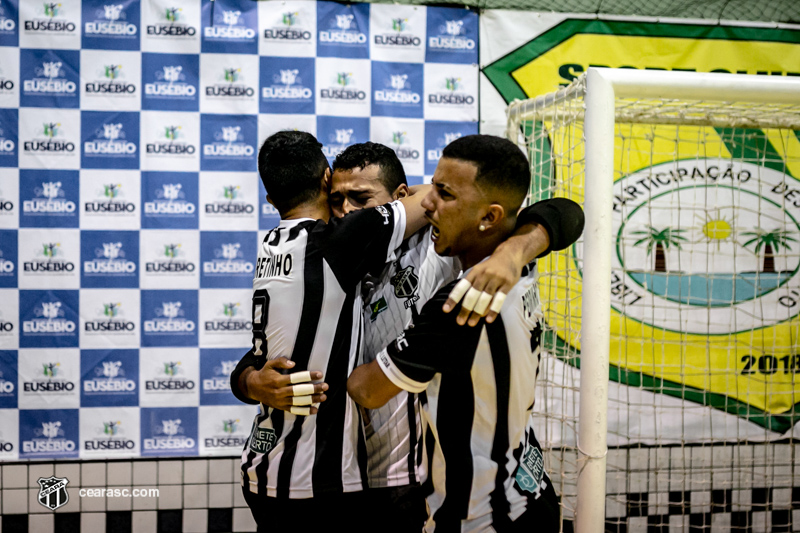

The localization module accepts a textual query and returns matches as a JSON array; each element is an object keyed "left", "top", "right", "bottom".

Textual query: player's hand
[
  {"left": 443, "top": 255, "right": 517, "bottom": 327},
  {"left": 244, "top": 357, "right": 328, "bottom": 415}
]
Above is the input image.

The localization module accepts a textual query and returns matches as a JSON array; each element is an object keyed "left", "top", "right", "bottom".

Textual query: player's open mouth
[{"left": 430, "top": 224, "right": 440, "bottom": 240}]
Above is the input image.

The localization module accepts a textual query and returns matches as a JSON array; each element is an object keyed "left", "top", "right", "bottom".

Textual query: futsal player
[
  {"left": 229, "top": 131, "right": 430, "bottom": 531},
  {"left": 348, "top": 135, "right": 584, "bottom": 532},
  {"left": 330, "top": 141, "right": 580, "bottom": 532}
]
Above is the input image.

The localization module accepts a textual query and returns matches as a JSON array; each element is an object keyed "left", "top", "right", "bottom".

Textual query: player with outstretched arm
[{"left": 348, "top": 135, "right": 584, "bottom": 532}]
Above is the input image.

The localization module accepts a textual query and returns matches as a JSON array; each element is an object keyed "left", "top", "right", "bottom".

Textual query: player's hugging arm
[
  {"left": 348, "top": 282, "right": 482, "bottom": 409},
  {"left": 445, "top": 197, "right": 585, "bottom": 326}
]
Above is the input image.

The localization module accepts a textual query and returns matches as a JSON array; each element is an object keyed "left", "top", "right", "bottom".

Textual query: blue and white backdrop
[{"left": 0, "top": 0, "right": 479, "bottom": 460}]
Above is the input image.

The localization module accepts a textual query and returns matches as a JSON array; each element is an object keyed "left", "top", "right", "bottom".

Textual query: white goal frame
[{"left": 506, "top": 68, "right": 800, "bottom": 533}]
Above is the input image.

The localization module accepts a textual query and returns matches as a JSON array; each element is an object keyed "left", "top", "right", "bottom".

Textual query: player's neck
[
  {"left": 281, "top": 198, "right": 331, "bottom": 223},
  {"left": 459, "top": 234, "right": 506, "bottom": 271}
]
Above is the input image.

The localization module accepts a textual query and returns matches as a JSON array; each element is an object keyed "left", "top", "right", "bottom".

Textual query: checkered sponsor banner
[{"left": 0, "top": 0, "right": 478, "bottom": 460}]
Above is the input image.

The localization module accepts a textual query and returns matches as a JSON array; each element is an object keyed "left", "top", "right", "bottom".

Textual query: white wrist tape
[
  {"left": 461, "top": 287, "right": 481, "bottom": 311},
  {"left": 448, "top": 279, "right": 472, "bottom": 303},
  {"left": 289, "top": 406, "right": 310, "bottom": 416},
  {"left": 289, "top": 371, "right": 313, "bottom": 384},
  {"left": 292, "top": 383, "right": 315, "bottom": 396},
  {"left": 473, "top": 292, "right": 493, "bottom": 315},
  {"left": 292, "top": 395, "right": 313, "bottom": 406},
  {"left": 489, "top": 292, "right": 507, "bottom": 314}
]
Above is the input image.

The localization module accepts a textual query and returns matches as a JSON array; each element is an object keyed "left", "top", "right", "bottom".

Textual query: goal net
[{"left": 507, "top": 69, "right": 800, "bottom": 532}]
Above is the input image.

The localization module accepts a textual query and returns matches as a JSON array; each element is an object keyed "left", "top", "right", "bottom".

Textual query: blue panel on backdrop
[
  {"left": 142, "top": 53, "right": 199, "bottom": 111},
  {"left": 19, "top": 170, "right": 80, "bottom": 228},
  {"left": 201, "top": 0, "right": 258, "bottom": 55},
  {"left": 317, "top": 115, "right": 369, "bottom": 166},
  {"left": 141, "top": 407, "right": 198, "bottom": 457},
  {"left": 80, "top": 230, "right": 139, "bottom": 288},
  {"left": 200, "top": 114, "right": 257, "bottom": 172},
  {"left": 82, "top": 0, "right": 141, "bottom": 50},
  {"left": 140, "top": 290, "right": 198, "bottom": 347},
  {"left": 372, "top": 62, "right": 423, "bottom": 118},
  {"left": 200, "top": 232, "right": 257, "bottom": 289},
  {"left": 20, "top": 49, "right": 80, "bottom": 109},
  {"left": 258, "top": 181, "right": 280, "bottom": 231},
  {"left": 0, "top": 351, "right": 18, "bottom": 409},
  {"left": 19, "top": 290, "right": 80, "bottom": 348},
  {"left": 424, "top": 121, "right": 479, "bottom": 175},
  {"left": 20, "top": 409, "right": 79, "bottom": 459},
  {"left": 141, "top": 172, "right": 199, "bottom": 229},
  {"left": 80, "top": 349, "right": 139, "bottom": 407},
  {"left": 259, "top": 56, "right": 315, "bottom": 115},
  {"left": 0, "top": 0, "right": 18, "bottom": 47},
  {"left": 425, "top": 7, "right": 478, "bottom": 64},
  {"left": 81, "top": 111, "right": 140, "bottom": 170},
  {"left": 0, "top": 230, "right": 18, "bottom": 288},
  {"left": 317, "top": 2, "right": 369, "bottom": 59},
  {"left": 0, "top": 108, "right": 18, "bottom": 168},
  {"left": 200, "top": 349, "right": 242, "bottom": 405}
]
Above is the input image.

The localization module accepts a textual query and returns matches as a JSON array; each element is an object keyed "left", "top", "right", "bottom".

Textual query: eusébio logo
[
  {"left": 81, "top": 230, "right": 139, "bottom": 288},
  {"left": 0, "top": 101, "right": 18, "bottom": 169},
  {"left": 369, "top": 5, "right": 425, "bottom": 62},
  {"left": 200, "top": 114, "right": 256, "bottom": 172},
  {"left": 18, "top": 349, "right": 79, "bottom": 409},
  {"left": 20, "top": 49, "right": 79, "bottom": 109},
  {"left": 141, "top": 172, "right": 199, "bottom": 229},
  {"left": 201, "top": 0, "right": 257, "bottom": 54},
  {"left": 80, "top": 408, "right": 139, "bottom": 457},
  {"left": 141, "top": 290, "right": 198, "bottom": 347},
  {"left": 424, "top": 121, "right": 477, "bottom": 175},
  {"left": 80, "top": 349, "right": 139, "bottom": 407},
  {"left": 20, "top": 409, "right": 79, "bottom": 459},
  {"left": 141, "top": 407, "right": 198, "bottom": 457},
  {"left": 20, "top": 170, "right": 79, "bottom": 228},
  {"left": 20, "top": 290, "right": 79, "bottom": 348},
  {"left": 198, "top": 405, "right": 254, "bottom": 456},
  {"left": 140, "top": 348, "right": 198, "bottom": 407},
  {"left": 0, "top": 0, "right": 18, "bottom": 47},
  {"left": 317, "top": 2, "right": 369, "bottom": 59},
  {"left": 372, "top": 62, "right": 423, "bottom": 118},
  {"left": 200, "top": 232, "right": 256, "bottom": 288},
  {"left": 0, "top": 351, "right": 18, "bottom": 409},
  {"left": 200, "top": 349, "right": 243, "bottom": 405},
  {"left": 81, "top": 51, "right": 140, "bottom": 111},
  {"left": 82, "top": 0, "right": 140, "bottom": 50},
  {"left": 144, "top": 3, "right": 198, "bottom": 47},
  {"left": 81, "top": 111, "right": 139, "bottom": 169},
  {"left": 259, "top": 1, "right": 315, "bottom": 56},
  {"left": 142, "top": 53, "right": 199, "bottom": 111},
  {"left": 259, "top": 56, "right": 315, "bottom": 115},
  {"left": 199, "top": 289, "right": 252, "bottom": 347},
  {"left": 425, "top": 7, "right": 477, "bottom": 64}
]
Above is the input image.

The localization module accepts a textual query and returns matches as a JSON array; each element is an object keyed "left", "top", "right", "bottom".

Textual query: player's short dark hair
[
  {"left": 258, "top": 131, "right": 329, "bottom": 214},
  {"left": 441, "top": 134, "right": 530, "bottom": 209},
  {"left": 332, "top": 142, "right": 407, "bottom": 194}
]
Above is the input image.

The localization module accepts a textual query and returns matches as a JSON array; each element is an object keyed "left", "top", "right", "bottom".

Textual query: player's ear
[
  {"left": 481, "top": 203, "right": 505, "bottom": 231},
  {"left": 392, "top": 183, "right": 410, "bottom": 200},
  {"left": 322, "top": 167, "right": 332, "bottom": 192}
]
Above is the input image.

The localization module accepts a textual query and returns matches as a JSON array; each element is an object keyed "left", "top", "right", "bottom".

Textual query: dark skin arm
[
  {"left": 238, "top": 357, "right": 328, "bottom": 414},
  {"left": 445, "top": 222, "right": 549, "bottom": 326},
  {"left": 347, "top": 359, "right": 403, "bottom": 410}
]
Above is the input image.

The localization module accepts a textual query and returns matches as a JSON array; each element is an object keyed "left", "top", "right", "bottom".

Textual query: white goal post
[{"left": 506, "top": 68, "right": 800, "bottom": 533}]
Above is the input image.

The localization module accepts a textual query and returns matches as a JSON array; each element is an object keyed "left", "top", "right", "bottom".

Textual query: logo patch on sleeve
[{"left": 248, "top": 426, "right": 276, "bottom": 454}]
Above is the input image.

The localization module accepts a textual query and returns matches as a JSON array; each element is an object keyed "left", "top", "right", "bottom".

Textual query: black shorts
[
  {"left": 243, "top": 486, "right": 373, "bottom": 532},
  {"left": 363, "top": 484, "right": 428, "bottom": 533}
]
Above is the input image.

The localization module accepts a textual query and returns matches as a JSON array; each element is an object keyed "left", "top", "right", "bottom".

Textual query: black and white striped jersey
[
  {"left": 376, "top": 262, "right": 544, "bottom": 532},
  {"left": 239, "top": 202, "right": 406, "bottom": 499},
  {"left": 360, "top": 227, "right": 458, "bottom": 488}
]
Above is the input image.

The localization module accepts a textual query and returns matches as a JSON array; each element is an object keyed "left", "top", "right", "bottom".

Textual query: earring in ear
[{"left": 479, "top": 224, "right": 486, "bottom": 232}]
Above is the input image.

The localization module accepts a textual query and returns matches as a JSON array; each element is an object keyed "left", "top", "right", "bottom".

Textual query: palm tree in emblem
[
  {"left": 741, "top": 228, "right": 796, "bottom": 273},
  {"left": 631, "top": 226, "right": 688, "bottom": 272}
]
